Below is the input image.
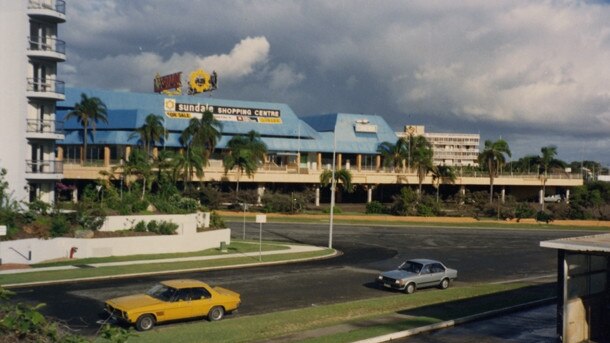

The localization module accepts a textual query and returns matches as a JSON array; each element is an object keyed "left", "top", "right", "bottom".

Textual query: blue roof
[{"left": 58, "top": 88, "right": 399, "bottom": 154}]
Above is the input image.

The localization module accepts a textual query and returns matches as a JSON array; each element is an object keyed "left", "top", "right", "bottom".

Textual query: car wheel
[
  {"left": 208, "top": 306, "right": 225, "bottom": 321},
  {"left": 440, "top": 278, "right": 450, "bottom": 290},
  {"left": 136, "top": 314, "right": 155, "bottom": 331},
  {"left": 405, "top": 283, "right": 416, "bottom": 294}
]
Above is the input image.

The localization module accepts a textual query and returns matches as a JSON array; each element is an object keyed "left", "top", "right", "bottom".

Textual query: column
[
  {"left": 357, "top": 154, "right": 362, "bottom": 172},
  {"left": 317, "top": 152, "right": 322, "bottom": 170},
  {"left": 152, "top": 147, "right": 159, "bottom": 159},
  {"left": 501, "top": 187, "right": 506, "bottom": 204},
  {"left": 56, "top": 146, "right": 63, "bottom": 161},
  {"left": 125, "top": 146, "right": 132, "bottom": 161},
  {"left": 104, "top": 146, "right": 110, "bottom": 167},
  {"left": 565, "top": 189, "right": 570, "bottom": 204},
  {"left": 337, "top": 153, "right": 342, "bottom": 170},
  {"left": 539, "top": 188, "right": 544, "bottom": 205},
  {"left": 367, "top": 185, "right": 373, "bottom": 203},
  {"left": 459, "top": 185, "right": 466, "bottom": 204},
  {"left": 315, "top": 187, "right": 320, "bottom": 207},
  {"left": 72, "top": 187, "right": 78, "bottom": 203},
  {"left": 296, "top": 152, "right": 300, "bottom": 173},
  {"left": 257, "top": 184, "right": 265, "bottom": 205},
  {"left": 375, "top": 155, "right": 381, "bottom": 172}
]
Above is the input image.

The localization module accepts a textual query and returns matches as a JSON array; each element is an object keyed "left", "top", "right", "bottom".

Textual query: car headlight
[
  {"left": 396, "top": 279, "right": 404, "bottom": 285},
  {"left": 377, "top": 275, "right": 383, "bottom": 280}
]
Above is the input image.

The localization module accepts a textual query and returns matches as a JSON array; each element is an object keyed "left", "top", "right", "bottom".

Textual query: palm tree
[
  {"left": 377, "top": 138, "right": 408, "bottom": 172},
  {"left": 130, "top": 113, "right": 167, "bottom": 156},
  {"left": 410, "top": 135, "right": 434, "bottom": 198},
  {"left": 122, "top": 148, "right": 154, "bottom": 200},
  {"left": 478, "top": 139, "right": 511, "bottom": 203},
  {"left": 223, "top": 131, "right": 267, "bottom": 194},
  {"left": 431, "top": 165, "right": 456, "bottom": 203},
  {"left": 320, "top": 168, "right": 354, "bottom": 203},
  {"left": 539, "top": 145, "right": 565, "bottom": 210},
  {"left": 174, "top": 146, "right": 205, "bottom": 187},
  {"left": 65, "top": 93, "right": 108, "bottom": 164},
  {"left": 180, "top": 110, "right": 222, "bottom": 162}
]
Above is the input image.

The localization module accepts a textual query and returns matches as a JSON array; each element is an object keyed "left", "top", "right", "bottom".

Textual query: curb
[
  {"left": 2, "top": 249, "right": 340, "bottom": 288},
  {"left": 353, "top": 297, "right": 556, "bottom": 343}
]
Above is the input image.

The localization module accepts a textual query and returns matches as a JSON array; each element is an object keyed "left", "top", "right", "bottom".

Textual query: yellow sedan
[{"left": 105, "top": 279, "right": 241, "bottom": 331}]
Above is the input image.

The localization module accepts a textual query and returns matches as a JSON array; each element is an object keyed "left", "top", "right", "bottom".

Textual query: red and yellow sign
[{"left": 154, "top": 72, "right": 182, "bottom": 95}]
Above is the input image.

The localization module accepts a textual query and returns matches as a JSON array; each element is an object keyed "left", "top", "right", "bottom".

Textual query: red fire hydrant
[{"left": 69, "top": 247, "right": 78, "bottom": 259}]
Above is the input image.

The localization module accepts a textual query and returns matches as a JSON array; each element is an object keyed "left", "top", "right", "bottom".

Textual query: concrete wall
[
  {"left": 99, "top": 212, "right": 210, "bottom": 235},
  {"left": 0, "top": 228, "right": 230, "bottom": 264}
]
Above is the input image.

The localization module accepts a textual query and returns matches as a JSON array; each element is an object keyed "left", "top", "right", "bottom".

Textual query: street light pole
[{"left": 329, "top": 131, "right": 337, "bottom": 249}]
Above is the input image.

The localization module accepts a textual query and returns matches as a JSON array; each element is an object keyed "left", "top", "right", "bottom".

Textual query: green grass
[
  {"left": 0, "top": 249, "right": 334, "bottom": 285},
  {"left": 32, "top": 241, "right": 290, "bottom": 268},
  {"left": 127, "top": 282, "right": 555, "bottom": 343},
  {"left": 221, "top": 214, "right": 610, "bottom": 231}
]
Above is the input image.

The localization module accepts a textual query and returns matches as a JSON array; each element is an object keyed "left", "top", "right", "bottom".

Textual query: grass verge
[
  {"left": 32, "top": 241, "right": 290, "bottom": 268},
  {"left": 0, "top": 249, "right": 334, "bottom": 286},
  {"left": 128, "top": 282, "right": 555, "bottom": 343}
]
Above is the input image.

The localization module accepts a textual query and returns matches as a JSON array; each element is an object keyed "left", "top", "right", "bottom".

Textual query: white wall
[
  {"left": 0, "top": 228, "right": 230, "bottom": 264},
  {"left": 99, "top": 212, "right": 210, "bottom": 235}
]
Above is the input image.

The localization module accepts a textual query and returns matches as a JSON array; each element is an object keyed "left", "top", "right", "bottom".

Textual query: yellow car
[{"left": 105, "top": 279, "right": 241, "bottom": 331}]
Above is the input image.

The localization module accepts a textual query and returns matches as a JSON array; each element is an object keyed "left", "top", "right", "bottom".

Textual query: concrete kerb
[
  {"left": 1, "top": 244, "right": 339, "bottom": 288},
  {"left": 352, "top": 297, "right": 556, "bottom": 343}
]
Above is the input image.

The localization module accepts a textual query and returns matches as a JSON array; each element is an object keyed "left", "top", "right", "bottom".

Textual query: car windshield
[
  {"left": 400, "top": 261, "right": 423, "bottom": 273},
  {"left": 146, "top": 284, "right": 176, "bottom": 302}
]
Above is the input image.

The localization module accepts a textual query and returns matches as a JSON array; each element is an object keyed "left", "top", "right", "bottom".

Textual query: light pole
[{"left": 329, "top": 131, "right": 337, "bottom": 249}]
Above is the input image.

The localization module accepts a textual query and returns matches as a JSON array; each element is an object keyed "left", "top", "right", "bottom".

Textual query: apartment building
[
  {"left": 0, "top": 0, "right": 65, "bottom": 204},
  {"left": 397, "top": 125, "right": 480, "bottom": 167}
]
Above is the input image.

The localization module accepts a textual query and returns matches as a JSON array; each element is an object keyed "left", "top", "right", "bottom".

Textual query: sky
[{"left": 60, "top": 0, "right": 610, "bottom": 166}]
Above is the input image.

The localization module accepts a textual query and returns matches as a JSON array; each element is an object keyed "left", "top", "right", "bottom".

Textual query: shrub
[
  {"left": 209, "top": 211, "right": 225, "bottom": 229},
  {"left": 323, "top": 206, "right": 342, "bottom": 214},
  {"left": 157, "top": 221, "right": 179, "bottom": 235},
  {"left": 365, "top": 201, "right": 385, "bottom": 214},
  {"left": 133, "top": 221, "right": 147, "bottom": 232},
  {"left": 50, "top": 215, "right": 71, "bottom": 237},
  {"left": 536, "top": 211, "right": 554, "bottom": 223},
  {"left": 515, "top": 203, "right": 536, "bottom": 220}
]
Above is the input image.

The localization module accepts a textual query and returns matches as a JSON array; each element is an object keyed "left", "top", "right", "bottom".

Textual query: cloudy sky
[{"left": 60, "top": 0, "right": 610, "bottom": 166}]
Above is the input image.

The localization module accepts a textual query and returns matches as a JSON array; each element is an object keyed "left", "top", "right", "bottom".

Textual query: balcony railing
[
  {"left": 26, "top": 119, "right": 64, "bottom": 134},
  {"left": 28, "top": 0, "right": 66, "bottom": 14},
  {"left": 27, "top": 77, "right": 65, "bottom": 95},
  {"left": 28, "top": 36, "right": 66, "bottom": 54},
  {"left": 26, "top": 160, "right": 63, "bottom": 174}
]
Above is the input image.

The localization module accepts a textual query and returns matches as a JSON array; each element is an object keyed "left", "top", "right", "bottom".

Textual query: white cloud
[{"left": 268, "top": 63, "right": 306, "bottom": 91}]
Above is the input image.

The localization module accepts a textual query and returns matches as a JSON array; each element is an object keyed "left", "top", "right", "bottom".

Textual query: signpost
[
  {"left": 0, "top": 225, "right": 6, "bottom": 265},
  {"left": 255, "top": 214, "right": 267, "bottom": 261}
]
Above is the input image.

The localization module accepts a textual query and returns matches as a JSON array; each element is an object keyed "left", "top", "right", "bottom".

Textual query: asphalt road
[{"left": 6, "top": 222, "right": 592, "bottom": 337}]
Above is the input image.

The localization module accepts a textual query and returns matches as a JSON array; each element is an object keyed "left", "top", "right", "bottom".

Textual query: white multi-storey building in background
[
  {"left": 0, "top": 0, "right": 65, "bottom": 205},
  {"left": 397, "top": 125, "right": 480, "bottom": 167}
]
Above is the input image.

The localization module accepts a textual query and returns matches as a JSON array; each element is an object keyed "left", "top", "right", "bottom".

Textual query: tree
[
  {"left": 123, "top": 149, "right": 153, "bottom": 200},
  {"left": 431, "top": 165, "right": 456, "bottom": 203},
  {"left": 410, "top": 136, "right": 434, "bottom": 198},
  {"left": 319, "top": 168, "right": 354, "bottom": 193},
  {"left": 174, "top": 146, "right": 205, "bottom": 187},
  {"left": 223, "top": 131, "right": 267, "bottom": 195},
  {"left": 65, "top": 93, "right": 108, "bottom": 164},
  {"left": 180, "top": 110, "right": 222, "bottom": 162},
  {"left": 539, "top": 145, "right": 565, "bottom": 210},
  {"left": 478, "top": 139, "right": 511, "bottom": 203},
  {"left": 130, "top": 113, "right": 167, "bottom": 156},
  {"left": 377, "top": 138, "right": 408, "bottom": 172}
]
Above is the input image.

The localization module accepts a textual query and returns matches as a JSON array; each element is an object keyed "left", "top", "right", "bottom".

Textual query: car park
[
  {"left": 376, "top": 259, "right": 457, "bottom": 294},
  {"left": 105, "top": 279, "right": 241, "bottom": 331}
]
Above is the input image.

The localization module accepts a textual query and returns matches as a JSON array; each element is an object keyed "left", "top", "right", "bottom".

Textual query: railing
[
  {"left": 28, "top": 0, "right": 66, "bottom": 14},
  {"left": 28, "top": 36, "right": 66, "bottom": 54},
  {"left": 27, "top": 77, "right": 65, "bottom": 95},
  {"left": 26, "top": 160, "right": 63, "bottom": 174},
  {"left": 26, "top": 119, "right": 64, "bottom": 134}
]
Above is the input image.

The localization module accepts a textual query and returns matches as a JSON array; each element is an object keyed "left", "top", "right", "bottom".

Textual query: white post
[
  {"left": 367, "top": 185, "right": 373, "bottom": 203},
  {"left": 315, "top": 187, "right": 320, "bottom": 207},
  {"left": 329, "top": 131, "right": 337, "bottom": 249}
]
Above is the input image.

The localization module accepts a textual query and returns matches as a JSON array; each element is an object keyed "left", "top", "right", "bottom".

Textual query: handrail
[
  {"left": 28, "top": 0, "right": 66, "bottom": 14},
  {"left": 26, "top": 160, "right": 63, "bottom": 174},
  {"left": 26, "top": 119, "right": 64, "bottom": 134},
  {"left": 27, "top": 77, "right": 65, "bottom": 94},
  {"left": 28, "top": 36, "right": 66, "bottom": 54}
]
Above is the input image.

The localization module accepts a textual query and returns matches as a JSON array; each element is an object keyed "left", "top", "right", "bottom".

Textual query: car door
[
  {"left": 429, "top": 263, "right": 447, "bottom": 285},
  {"left": 189, "top": 287, "right": 215, "bottom": 317},
  {"left": 417, "top": 264, "right": 438, "bottom": 287},
  {"left": 162, "top": 288, "right": 193, "bottom": 321}
]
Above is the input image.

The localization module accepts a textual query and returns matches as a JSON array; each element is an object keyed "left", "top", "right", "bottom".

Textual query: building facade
[
  {"left": 397, "top": 125, "right": 480, "bottom": 167},
  {"left": 0, "top": 0, "right": 65, "bottom": 205}
]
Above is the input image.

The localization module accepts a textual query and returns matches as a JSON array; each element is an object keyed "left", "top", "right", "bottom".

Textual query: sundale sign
[{"left": 163, "top": 99, "right": 282, "bottom": 124}]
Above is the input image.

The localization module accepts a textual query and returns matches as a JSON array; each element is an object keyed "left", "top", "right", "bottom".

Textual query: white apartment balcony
[
  {"left": 25, "top": 119, "right": 64, "bottom": 140},
  {"left": 27, "top": 0, "right": 66, "bottom": 23},
  {"left": 26, "top": 78, "right": 65, "bottom": 101},
  {"left": 25, "top": 160, "right": 63, "bottom": 180},
  {"left": 27, "top": 36, "right": 66, "bottom": 62}
]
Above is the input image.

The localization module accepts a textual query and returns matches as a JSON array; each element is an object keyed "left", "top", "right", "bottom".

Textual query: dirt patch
[
  {"left": 93, "top": 231, "right": 157, "bottom": 238},
  {"left": 0, "top": 263, "right": 31, "bottom": 271}
]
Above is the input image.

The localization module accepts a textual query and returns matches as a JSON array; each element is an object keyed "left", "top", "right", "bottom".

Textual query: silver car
[{"left": 376, "top": 259, "right": 457, "bottom": 294}]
